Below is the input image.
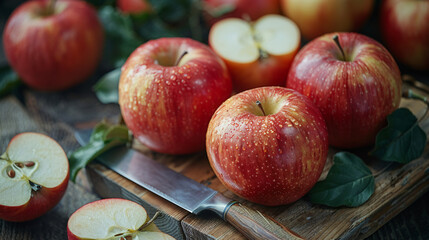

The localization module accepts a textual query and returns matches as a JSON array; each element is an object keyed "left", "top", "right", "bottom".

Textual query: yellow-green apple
[
  {"left": 67, "top": 198, "right": 174, "bottom": 240},
  {"left": 119, "top": 37, "right": 232, "bottom": 154},
  {"left": 209, "top": 14, "right": 300, "bottom": 92},
  {"left": 202, "top": 0, "right": 281, "bottom": 26},
  {"left": 287, "top": 32, "right": 402, "bottom": 149},
  {"left": 3, "top": 0, "right": 104, "bottom": 91},
  {"left": 206, "top": 87, "right": 328, "bottom": 206},
  {"left": 281, "top": 0, "right": 374, "bottom": 40},
  {"left": 117, "top": 0, "right": 152, "bottom": 14},
  {"left": 380, "top": 0, "right": 429, "bottom": 70},
  {"left": 0, "top": 132, "right": 69, "bottom": 222}
]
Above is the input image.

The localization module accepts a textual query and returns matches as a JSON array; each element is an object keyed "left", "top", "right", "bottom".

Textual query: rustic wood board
[{"left": 85, "top": 84, "right": 429, "bottom": 240}]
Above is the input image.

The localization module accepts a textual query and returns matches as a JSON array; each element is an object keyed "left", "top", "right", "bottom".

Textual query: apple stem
[
  {"left": 29, "top": 181, "right": 42, "bottom": 192},
  {"left": 256, "top": 101, "right": 266, "bottom": 116},
  {"left": 175, "top": 51, "right": 188, "bottom": 66},
  {"left": 333, "top": 35, "right": 346, "bottom": 61},
  {"left": 138, "top": 211, "right": 161, "bottom": 231}
]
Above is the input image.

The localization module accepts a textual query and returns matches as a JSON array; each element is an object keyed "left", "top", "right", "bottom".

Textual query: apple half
[
  {"left": 67, "top": 198, "right": 174, "bottom": 240},
  {"left": 0, "top": 132, "right": 69, "bottom": 222},
  {"left": 209, "top": 14, "right": 300, "bottom": 92}
]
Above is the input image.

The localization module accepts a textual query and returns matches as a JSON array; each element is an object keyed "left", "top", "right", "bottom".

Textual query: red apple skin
[
  {"left": 206, "top": 87, "right": 328, "bottom": 206},
  {"left": 281, "top": 0, "right": 374, "bottom": 40},
  {"left": 380, "top": 0, "right": 429, "bottom": 70},
  {"left": 287, "top": 32, "right": 402, "bottom": 149},
  {"left": 3, "top": 0, "right": 104, "bottom": 91},
  {"left": 203, "top": 0, "right": 280, "bottom": 25},
  {"left": 0, "top": 133, "right": 69, "bottom": 222},
  {"left": 119, "top": 38, "right": 232, "bottom": 155},
  {"left": 117, "top": 0, "right": 152, "bottom": 14}
]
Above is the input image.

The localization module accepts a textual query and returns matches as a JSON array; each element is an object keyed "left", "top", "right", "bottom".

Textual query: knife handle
[{"left": 224, "top": 202, "right": 303, "bottom": 240}]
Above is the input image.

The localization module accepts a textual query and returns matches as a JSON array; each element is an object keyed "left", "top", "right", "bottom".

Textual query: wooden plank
[
  {"left": 0, "top": 96, "right": 99, "bottom": 240},
  {"left": 86, "top": 86, "right": 429, "bottom": 240}
]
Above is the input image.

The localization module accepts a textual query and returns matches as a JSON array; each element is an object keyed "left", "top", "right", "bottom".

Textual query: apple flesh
[
  {"left": 119, "top": 37, "right": 232, "bottom": 154},
  {"left": 209, "top": 14, "right": 300, "bottom": 92},
  {"left": 287, "top": 32, "right": 402, "bottom": 148},
  {"left": 203, "top": 0, "right": 281, "bottom": 26},
  {"left": 206, "top": 87, "right": 328, "bottom": 206},
  {"left": 67, "top": 198, "right": 174, "bottom": 240},
  {"left": 380, "top": 0, "right": 429, "bottom": 70},
  {"left": 0, "top": 132, "right": 69, "bottom": 222},
  {"left": 281, "top": 0, "right": 374, "bottom": 40},
  {"left": 3, "top": 0, "right": 104, "bottom": 91}
]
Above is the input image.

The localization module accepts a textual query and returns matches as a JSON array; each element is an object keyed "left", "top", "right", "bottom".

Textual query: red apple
[
  {"left": 281, "top": 0, "right": 374, "bottom": 40},
  {"left": 119, "top": 37, "right": 232, "bottom": 154},
  {"left": 203, "top": 0, "right": 281, "bottom": 25},
  {"left": 67, "top": 198, "right": 174, "bottom": 240},
  {"left": 380, "top": 0, "right": 429, "bottom": 70},
  {"left": 209, "top": 14, "right": 300, "bottom": 92},
  {"left": 117, "top": 0, "right": 152, "bottom": 14},
  {"left": 3, "top": 0, "right": 104, "bottom": 91},
  {"left": 287, "top": 32, "right": 402, "bottom": 149},
  {"left": 0, "top": 132, "right": 69, "bottom": 222},
  {"left": 206, "top": 87, "right": 329, "bottom": 206}
]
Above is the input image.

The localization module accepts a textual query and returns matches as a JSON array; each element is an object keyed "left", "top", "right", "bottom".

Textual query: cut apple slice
[
  {"left": 67, "top": 198, "right": 175, "bottom": 240},
  {"left": 209, "top": 14, "right": 301, "bottom": 91},
  {"left": 0, "top": 132, "right": 69, "bottom": 222}
]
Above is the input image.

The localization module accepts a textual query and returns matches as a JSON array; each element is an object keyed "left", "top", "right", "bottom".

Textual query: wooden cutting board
[{"left": 85, "top": 85, "right": 429, "bottom": 240}]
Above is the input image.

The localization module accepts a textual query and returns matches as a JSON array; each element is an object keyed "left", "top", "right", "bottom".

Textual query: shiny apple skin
[
  {"left": 287, "top": 32, "right": 402, "bottom": 149},
  {"left": 0, "top": 133, "right": 69, "bottom": 222},
  {"left": 206, "top": 87, "right": 328, "bottom": 206},
  {"left": 119, "top": 38, "right": 232, "bottom": 155},
  {"left": 117, "top": 0, "right": 151, "bottom": 14},
  {"left": 281, "top": 0, "right": 374, "bottom": 40},
  {"left": 203, "top": 0, "right": 280, "bottom": 25},
  {"left": 3, "top": 0, "right": 104, "bottom": 91},
  {"left": 380, "top": 0, "right": 429, "bottom": 70}
]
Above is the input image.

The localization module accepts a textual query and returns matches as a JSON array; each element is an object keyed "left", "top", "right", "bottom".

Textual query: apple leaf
[
  {"left": 370, "top": 108, "right": 427, "bottom": 163},
  {"left": 68, "top": 122, "right": 131, "bottom": 182},
  {"left": 0, "top": 66, "right": 21, "bottom": 98},
  {"left": 93, "top": 68, "right": 121, "bottom": 104},
  {"left": 98, "top": 6, "right": 143, "bottom": 68},
  {"left": 308, "top": 152, "right": 375, "bottom": 207}
]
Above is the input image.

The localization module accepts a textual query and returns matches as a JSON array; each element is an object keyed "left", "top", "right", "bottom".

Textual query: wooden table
[{"left": 1, "top": 2, "right": 429, "bottom": 239}]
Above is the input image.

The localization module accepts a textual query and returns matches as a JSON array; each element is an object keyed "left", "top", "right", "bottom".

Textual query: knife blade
[{"left": 75, "top": 129, "right": 302, "bottom": 240}]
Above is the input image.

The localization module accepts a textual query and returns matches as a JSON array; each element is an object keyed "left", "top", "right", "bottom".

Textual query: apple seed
[
  {"left": 7, "top": 167, "right": 15, "bottom": 178},
  {"left": 15, "top": 162, "right": 24, "bottom": 168},
  {"left": 24, "top": 161, "right": 35, "bottom": 167}
]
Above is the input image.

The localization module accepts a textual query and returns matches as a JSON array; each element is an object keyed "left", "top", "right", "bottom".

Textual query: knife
[{"left": 75, "top": 129, "right": 302, "bottom": 240}]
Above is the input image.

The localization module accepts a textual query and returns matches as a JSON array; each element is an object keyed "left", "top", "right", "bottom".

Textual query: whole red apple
[
  {"left": 203, "top": 0, "right": 280, "bottom": 26},
  {"left": 380, "top": 0, "right": 429, "bottom": 70},
  {"left": 119, "top": 37, "right": 232, "bottom": 154},
  {"left": 287, "top": 32, "right": 402, "bottom": 149},
  {"left": 3, "top": 0, "right": 104, "bottom": 91},
  {"left": 206, "top": 87, "right": 328, "bottom": 206},
  {"left": 117, "top": 0, "right": 152, "bottom": 14},
  {"left": 209, "top": 14, "right": 300, "bottom": 92},
  {"left": 0, "top": 133, "right": 69, "bottom": 222},
  {"left": 281, "top": 0, "right": 374, "bottom": 40}
]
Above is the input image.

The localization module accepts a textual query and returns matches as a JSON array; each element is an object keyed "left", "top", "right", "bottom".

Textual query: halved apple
[
  {"left": 0, "top": 132, "right": 69, "bottom": 222},
  {"left": 67, "top": 198, "right": 175, "bottom": 240},
  {"left": 209, "top": 14, "right": 300, "bottom": 92}
]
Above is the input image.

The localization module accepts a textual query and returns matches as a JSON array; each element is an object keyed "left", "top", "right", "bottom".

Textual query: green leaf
[
  {"left": 0, "top": 66, "right": 21, "bottom": 98},
  {"left": 308, "top": 152, "right": 375, "bottom": 207},
  {"left": 98, "top": 6, "right": 143, "bottom": 68},
  {"left": 93, "top": 68, "right": 121, "bottom": 104},
  {"left": 370, "top": 108, "right": 427, "bottom": 163},
  {"left": 68, "top": 122, "right": 130, "bottom": 182}
]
